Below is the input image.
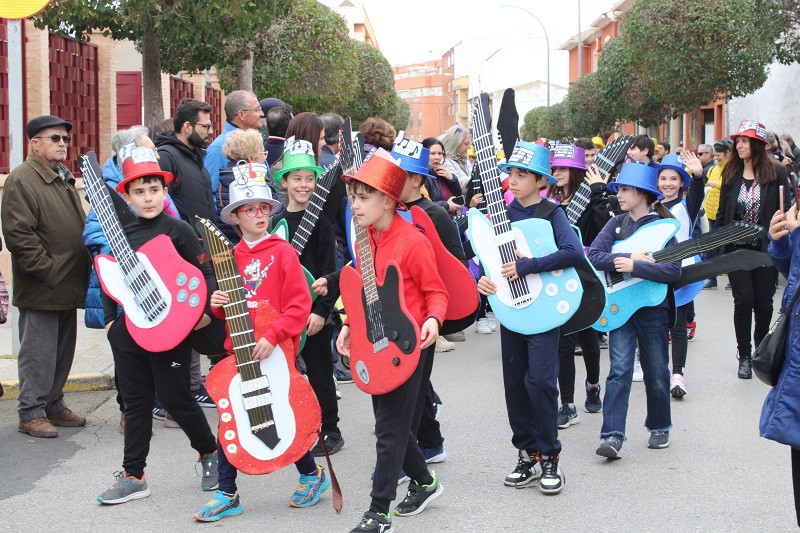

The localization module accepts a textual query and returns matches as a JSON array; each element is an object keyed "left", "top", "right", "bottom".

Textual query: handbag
[
  {"left": 752, "top": 281, "right": 800, "bottom": 386},
  {"left": 0, "top": 270, "right": 8, "bottom": 324}
]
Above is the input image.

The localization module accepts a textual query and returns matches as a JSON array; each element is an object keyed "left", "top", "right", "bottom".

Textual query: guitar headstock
[
  {"left": 496, "top": 88, "right": 519, "bottom": 160},
  {"left": 472, "top": 92, "right": 491, "bottom": 137},
  {"left": 339, "top": 117, "right": 356, "bottom": 174},
  {"left": 195, "top": 216, "right": 234, "bottom": 257}
]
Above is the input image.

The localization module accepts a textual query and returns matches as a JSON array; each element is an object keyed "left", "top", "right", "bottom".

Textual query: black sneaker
[
  {"left": 596, "top": 436, "right": 623, "bottom": 459},
  {"left": 585, "top": 382, "right": 602, "bottom": 413},
  {"left": 350, "top": 511, "right": 393, "bottom": 533},
  {"left": 503, "top": 449, "right": 541, "bottom": 487},
  {"left": 393, "top": 471, "right": 443, "bottom": 516},
  {"left": 538, "top": 455, "right": 564, "bottom": 494},
  {"left": 310, "top": 430, "right": 344, "bottom": 456},
  {"left": 152, "top": 396, "right": 165, "bottom": 421},
  {"left": 193, "top": 385, "right": 215, "bottom": 408}
]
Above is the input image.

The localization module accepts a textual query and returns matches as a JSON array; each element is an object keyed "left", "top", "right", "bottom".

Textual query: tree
[
  {"left": 235, "top": 0, "right": 358, "bottom": 113},
  {"left": 339, "top": 40, "right": 397, "bottom": 126},
  {"left": 391, "top": 96, "right": 411, "bottom": 132},
  {"left": 520, "top": 104, "right": 568, "bottom": 141},
  {"left": 754, "top": 0, "right": 800, "bottom": 65},
  {"left": 562, "top": 71, "right": 617, "bottom": 139},
  {"left": 520, "top": 106, "right": 547, "bottom": 141}
]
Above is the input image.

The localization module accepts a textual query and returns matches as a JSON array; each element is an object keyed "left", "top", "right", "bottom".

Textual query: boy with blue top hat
[{"left": 476, "top": 140, "right": 584, "bottom": 494}]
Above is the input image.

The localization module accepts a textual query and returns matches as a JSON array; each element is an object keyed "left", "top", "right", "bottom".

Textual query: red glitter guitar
[{"left": 198, "top": 217, "right": 320, "bottom": 475}]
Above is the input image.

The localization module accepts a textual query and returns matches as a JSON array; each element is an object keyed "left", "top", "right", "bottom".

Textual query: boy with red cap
[
  {"left": 97, "top": 144, "right": 219, "bottom": 504},
  {"left": 336, "top": 148, "right": 448, "bottom": 533}
]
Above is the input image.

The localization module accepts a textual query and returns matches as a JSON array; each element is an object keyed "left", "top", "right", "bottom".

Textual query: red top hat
[
  {"left": 115, "top": 143, "right": 174, "bottom": 193},
  {"left": 730, "top": 119, "right": 769, "bottom": 146},
  {"left": 341, "top": 148, "right": 408, "bottom": 210}
]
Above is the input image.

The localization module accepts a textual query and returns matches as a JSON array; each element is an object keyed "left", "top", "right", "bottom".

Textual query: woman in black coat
[{"left": 716, "top": 120, "right": 793, "bottom": 379}]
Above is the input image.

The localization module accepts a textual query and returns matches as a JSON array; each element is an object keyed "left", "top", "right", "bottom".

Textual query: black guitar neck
[{"left": 652, "top": 222, "right": 764, "bottom": 263}]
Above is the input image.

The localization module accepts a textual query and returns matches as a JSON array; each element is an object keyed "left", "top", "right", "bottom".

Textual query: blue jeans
[{"left": 601, "top": 305, "right": 672, "bottom": 440}]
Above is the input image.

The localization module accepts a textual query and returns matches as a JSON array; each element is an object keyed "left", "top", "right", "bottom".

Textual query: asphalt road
[{"left": 0, "top": 284, "right": 797, "bottom": 532}]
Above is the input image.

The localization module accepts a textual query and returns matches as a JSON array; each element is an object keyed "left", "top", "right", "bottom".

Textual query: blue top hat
[
  {"left": 607, "top": 162, "right": 664, "bottom": 201},
  {"left": 655, "top": 153, "right": 691, "bottom": 189},
  {"left": 498, "top": 141, "right": 556, "bottom": 184},
  {"left": 390, "top": 138, "right": 430, "bottom": 176}
]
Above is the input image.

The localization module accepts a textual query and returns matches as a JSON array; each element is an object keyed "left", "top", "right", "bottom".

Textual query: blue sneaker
[
  {"left": 419, "top": 444, "right": 447, "bottom": 464},
  {"left": 585, "top": 382, "right": 602, "bottom": 413},
  {"left": 193, "top": 490, "right": 243, "bottom": 522},
  {"left": 557, "top": 404, "right": 579, "bottom": 429},
  {"left": 290, "top": 466, "right": 331, "bottom": 507},
  {"left": 152, "top": 396, "right": 165, "bottom": 421}
]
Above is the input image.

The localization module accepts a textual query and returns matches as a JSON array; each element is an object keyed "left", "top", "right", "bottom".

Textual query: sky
[{"left": 356, "top": 0, "right": 610, "bottom": 88}]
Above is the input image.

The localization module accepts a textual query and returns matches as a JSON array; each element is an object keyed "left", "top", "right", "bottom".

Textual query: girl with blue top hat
[
  {"left": 476, "top": 140, "right": 584, "bottom": 494},
  {"left": 655, "top": 151, "right": 706, "bottom": 399},
  {"left": 587, "top": 162, "right": 681, "bottom": 458}
]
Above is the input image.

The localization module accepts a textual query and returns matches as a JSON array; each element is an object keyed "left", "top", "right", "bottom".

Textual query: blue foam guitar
[
  {"left": 592, "top": 220, "right": 764, "bottom": 332},
  {"left": 465, "top": 93, "right": 583, "bottom": 335}
]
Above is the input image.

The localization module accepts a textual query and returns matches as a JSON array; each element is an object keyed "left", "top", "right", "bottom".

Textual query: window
[{"left": 418, "top": 111, "right": 423, "bottom": 127}]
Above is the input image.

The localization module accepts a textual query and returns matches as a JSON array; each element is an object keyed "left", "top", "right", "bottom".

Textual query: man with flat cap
[{"left": 1, "top": 115, "right": 90, "bottom": 438}]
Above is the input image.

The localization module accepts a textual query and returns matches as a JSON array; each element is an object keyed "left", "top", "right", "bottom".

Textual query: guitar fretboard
[{"left": 289, "top": 159, "right": 342, "bottom": 255}]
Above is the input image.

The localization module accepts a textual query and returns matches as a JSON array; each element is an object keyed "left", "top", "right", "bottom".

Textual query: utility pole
[{"left": 577, "top": 0, "right": 582, "bottom": 78}]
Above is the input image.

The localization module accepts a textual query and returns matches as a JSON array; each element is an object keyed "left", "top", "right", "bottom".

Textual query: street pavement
[{"left": 0, "top": 280, "right": 797, "bottom": 532}]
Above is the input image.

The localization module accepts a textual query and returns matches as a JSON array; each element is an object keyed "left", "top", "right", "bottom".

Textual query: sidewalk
[{"left": 0, "top": 309, "right": 114, "bottom": 399}]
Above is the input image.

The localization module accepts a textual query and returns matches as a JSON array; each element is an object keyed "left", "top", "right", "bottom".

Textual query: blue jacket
[
  {"left": 203, "top": 121, "right": 238, "bottom": 205},
  {"left": 760, "top": 229, "right": 800, "bottom": 449}
]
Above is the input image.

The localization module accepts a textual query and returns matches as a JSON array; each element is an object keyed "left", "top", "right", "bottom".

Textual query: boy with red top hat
[
  {"left": 337, "top": 148, "right": 448, "bottom": 533},
  {"left": 97, "top": 144, "right": 220, "bottom": 504}
]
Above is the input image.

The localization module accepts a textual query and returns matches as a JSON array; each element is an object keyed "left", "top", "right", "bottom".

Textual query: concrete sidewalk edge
[{"left": 0, "top": 372, "right": 113, "bottom": 401}]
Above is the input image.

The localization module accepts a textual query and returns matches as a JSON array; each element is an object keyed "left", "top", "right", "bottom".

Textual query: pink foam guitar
[
  {"left": 198, "top": 217, "right": 321, "bottom": 475},
  {"left": 80, "top": 152, "right": 206, "bottom": 353}
]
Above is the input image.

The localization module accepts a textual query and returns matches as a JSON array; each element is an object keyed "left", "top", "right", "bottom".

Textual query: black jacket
[{"left": 155, "top": 132, "right": 217, "bottom": 233}]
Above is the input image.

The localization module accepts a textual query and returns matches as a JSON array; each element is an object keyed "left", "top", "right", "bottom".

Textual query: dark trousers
[
  {"left": 17, "top": 309, "right": 77, "bottom": 421},
  {"left": 500, "top": 325, "right": 561, "bottom": 456},
  {"left": 109, "top": 318, "right": 217, "bottom": 478},
  {"left": 728, "top": 265, "right": 779, "bottom": 356},
  {"left": 302, "top": 324, "right": 339, "bottom": 433},
  {"left": 557, "top": 327, "right": 601, "bottom": 404},
  {"left": 416, "top": 350, "right": 443, "bottom": 448},
  {"left": 670, "top": 304, "right": 690, "bottom": 374},
  {"left": 793, "top": 447, "right": 800, "bottom": 527},
  {"left": 217, "top": 439, "right": 317, "bottom": 494},
  {"left": 370, "top": 345, "right": 433, "bottom": 514}
]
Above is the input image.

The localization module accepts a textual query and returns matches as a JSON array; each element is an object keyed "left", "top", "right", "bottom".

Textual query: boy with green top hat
[{"left": 273, "top": 137, "right": 344, "bottom": 455}]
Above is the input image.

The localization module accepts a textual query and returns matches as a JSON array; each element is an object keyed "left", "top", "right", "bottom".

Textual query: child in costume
[
  {"left": 193, "top": 167, "right": 330, "bottom": 522},
  {"left": 654, "top": 152, "right": 705, "bottom": 398},
  {"left": 97, "top": 146, "right": 219, "bottom": 504},
  {"left": 337, "top": 148, "right": 448, "bottom": 533},
  {"left": 272, "top": 138, "right": 344, "bottom": 455},
  {"left": 476, "top": 141, "right": 584, "bottom": 494},
  {"left": 587, "top": 162, "right": 681, "bottom": 458}
]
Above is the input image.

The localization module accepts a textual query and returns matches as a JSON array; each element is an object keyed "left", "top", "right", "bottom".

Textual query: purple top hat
[{"left": 550, "top": 144, "right": 587, "bottom": 171}]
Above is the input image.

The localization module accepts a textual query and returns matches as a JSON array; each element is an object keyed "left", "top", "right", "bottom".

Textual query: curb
[{"left": 1, "top": 372, "right": 114, "bottom": 401}]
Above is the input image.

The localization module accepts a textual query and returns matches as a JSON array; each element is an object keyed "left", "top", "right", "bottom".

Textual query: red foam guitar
[
  {"left": 198, "top": 217, "right": 320, "bottom": 475},
  {"left": 80, "top": 151, "right": 206, "bottom": 353}
]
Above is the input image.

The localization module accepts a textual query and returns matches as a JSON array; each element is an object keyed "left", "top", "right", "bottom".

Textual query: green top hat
[{"left": 273, "top": 136, "right": 325, "bottom": 185}]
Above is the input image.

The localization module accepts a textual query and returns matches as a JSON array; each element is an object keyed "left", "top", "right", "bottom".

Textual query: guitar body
[
  {"left": 466, "top": 208, "right": 583, "bottom": 335},
  {"left": 592, "top": 219, "right": 680, "bottom": 332},
  {"left": 270, "top": 218, "right": 317, "bottom": 351},
  {"left": 207, "top": 302, "right": 321, "bottom": 475},
  {"left": 561, "top": 227, "right": 607, "bottom": 335},
  {"left": 95, "top": 234, "right": 207, "bottom": 353},
  {"left": 340, "top": 262, "right": 420, "bottom": 395},
  {"left": 674, "top": 256, "right": 703, "bottom": 307}
]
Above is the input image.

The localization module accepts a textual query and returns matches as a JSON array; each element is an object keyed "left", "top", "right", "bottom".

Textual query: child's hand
[
  {"left": 614, "top": 252, "right": 653, "bottom": 273},
  {"left": 501, "top": 250, "right": 527, "bottom": 280},
  {"left": 336, "top": 326, "right": 351, "bottom": 357},
  {"left": 210, "top": 290, "right": 228, "bottom": 309},
  {"left": 193, "top": 314, "right": 211, "bottom": 330},
  {"left": 252, "top": 337, "right": 275, "bottom": 361},
  {"left": 470, "top": 193, "right": 484, "bottom": 207},
  {"left": 681, "top": 150, "right": 704, "bottom": 176},
  {"left": 629, "top": 252, "right": 655, "bottom": 263},
  {"left": 306, "top": 313, "right": 325, "bottom": 336},
  {"left": 477, "top": 276, "right": 497, "bottom": 295},
  {"left": 419, "top": 317, "right": 439, "bottom": 350},
  {"left": 585, "top": 164, "right": 609, "bottom": 185},
  {"left": 311, "top": 277, "right": 328, "bottom": 296},
  {"left": 770, "top": 205, "right": 799, "bottom": 240}
]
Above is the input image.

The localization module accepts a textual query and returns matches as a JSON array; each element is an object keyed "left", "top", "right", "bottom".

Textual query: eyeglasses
[
  {"left": 192, "top": 122, "right": 213, "bottom": 131},
  {"left": 697, "top": 152, "right": 708, "bottom": 156},
  {"left": 242, "top": 106, "right": 263, "bottom": 115},
  {"left": 238, "top": 203, "right": 272, "bottom": 218},
  {"left": 35, "top": 134, "right": 71, "bottom": 144}
]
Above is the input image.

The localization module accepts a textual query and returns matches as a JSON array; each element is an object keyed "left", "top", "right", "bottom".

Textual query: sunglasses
[
  {"left": 697, "top": 152, "right": 708, "bottom": 156},
  {"left": 35, "top": 134, "right": 71, "bottom": 144}
]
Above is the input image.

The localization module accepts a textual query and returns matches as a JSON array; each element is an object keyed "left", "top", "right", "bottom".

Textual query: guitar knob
[
  {"left": 392, "top": 357, "right": 400, "bottom": 366},
  {"left": 391, "top": 330, "right": 399, "bottom": 340},
  {"left": 401, "top": 341, "right": 411, "bottom": 351}
]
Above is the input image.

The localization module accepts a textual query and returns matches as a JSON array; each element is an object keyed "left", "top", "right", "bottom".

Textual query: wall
[{"left": 727, "top": 61, "right": 800, "bottom": 139}]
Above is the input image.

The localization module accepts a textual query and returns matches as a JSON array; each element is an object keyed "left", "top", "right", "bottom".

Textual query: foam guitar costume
[
  {"left": 466, "top": 93, "right": 583, "bottom": 335},
  {"left": 80, "top": 151, "right": 207, "bottom": 353},
  {"left": 198, "top": 217, "right": 321, "bottom": 475},
  {"left": 592, "top": 220, "right": 764, "bottom": 332}
]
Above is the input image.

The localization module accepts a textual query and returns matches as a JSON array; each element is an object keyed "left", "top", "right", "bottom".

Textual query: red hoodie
[{"left": 211, "top": 234, "right": 311, "bottom": 354}]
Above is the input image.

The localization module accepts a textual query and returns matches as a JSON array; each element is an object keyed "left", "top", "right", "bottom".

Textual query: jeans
[{"left": 601, "top": 305, "right": 672, "bottom": 439}]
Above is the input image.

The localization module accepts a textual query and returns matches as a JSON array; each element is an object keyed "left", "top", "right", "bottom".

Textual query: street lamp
[{"left": 501, "top": 4, "right": 550, "bottom": 107}]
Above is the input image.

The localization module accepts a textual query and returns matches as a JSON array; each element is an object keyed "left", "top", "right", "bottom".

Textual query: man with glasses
[
  {"left": 1, "top": 115, "right": 90, "bottom": 438},
  {"left": 697, "top": 144, "right": 714, "bottom": 177}
]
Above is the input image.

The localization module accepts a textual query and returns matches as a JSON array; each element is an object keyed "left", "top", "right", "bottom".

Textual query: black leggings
[
  {"left": 300, "top": 324, "right": 339, "bottom": 433},
  {"left": 557, "top": 328, "right": 601, "bottom": 405},
  {"left": 793, "top": 447, "right": 800, "bottom": 527},
  {"left": 728, "top": 265, "right": 778, "bottom": 356},
  {"left": 670, "top": 304, "right": 690, "bottom": 374}
]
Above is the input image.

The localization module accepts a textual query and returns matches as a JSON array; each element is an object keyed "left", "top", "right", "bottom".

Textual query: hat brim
[
  {"left": 28, "top": 119, "right": 73, "bottom": 139},
  {"left": 115, "top": 171, "right": 174, "bottom": 194},
  {"left": 607, "top": 181, "right": 665, "bottom": 202},
  {"left": 340, "top": 173, "right": 407, "bottom": 211},
  {"left": 655, "top": 164, "right": 691, "bottom": 189},
  {"left": 497, "top": 162, "right": 557, "bottom": 184},
  {"left": 221, "top": 198, "right": 282, "bottom": 224},
  {"left": 730, "top": 132, "right": 770, "bottom": 147},
  {"left": 551, "top": 159, "right": 587, "bottom": 172},
  {"left": 273, "top": 164, "right": 325, "bottom": 186}
]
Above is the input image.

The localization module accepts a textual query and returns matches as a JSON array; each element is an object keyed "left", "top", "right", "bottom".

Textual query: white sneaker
[
  {"left": 632, "top": 352, "right": 643, "bottom": 382},
  {"left": 475, "top": 318, "right": 492, "bottom": 334},
  {"left": 486, "top": 312, "right": 497, "bottom": 332},
  {"left": 435, "top": 336, "right": 455, "bottom": 352}
]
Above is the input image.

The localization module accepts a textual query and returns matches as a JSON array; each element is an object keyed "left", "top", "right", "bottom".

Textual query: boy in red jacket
[
  {"left": 337, "top": 148, "right": 448, "bottom": 533},
  {"left": 193, "top": 168, "right": 330, "bottom": 522}
]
